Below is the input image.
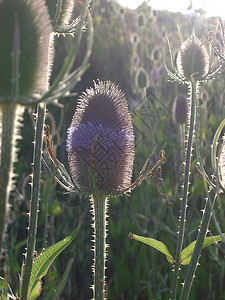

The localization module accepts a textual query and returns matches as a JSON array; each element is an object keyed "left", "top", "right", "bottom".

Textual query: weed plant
[{"left": 1, "top": 1, "right": 225, "bottom": 300}]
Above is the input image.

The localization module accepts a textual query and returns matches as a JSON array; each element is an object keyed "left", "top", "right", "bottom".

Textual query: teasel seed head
[
  {"left": 0, "top": 0, "right": 52, "bottom": 99},
  {"left": 135, "top": 67, "right": 150, "bottom": 89},
  {"left": 66, "top": 81, "right": 135, "bottom": 195},
  {"left": 176, "top": 32, "right": 209, "bottom": 81},
  {"left": 172, "top": 94, "right": 188, "bottom": 124}
]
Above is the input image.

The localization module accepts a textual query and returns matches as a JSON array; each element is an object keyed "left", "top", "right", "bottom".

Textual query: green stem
[
  {"left": 171, "top": 79, "right": 198, "bottom": 300},
  {"left": 90, "top": 192, "right": 108, "bottom": 300},
  {"left": 180, "top": 190, "right": 216, "bottom": 300},
  {"left": 20, "top": 103, "right": 46, "bottom": 300},
  {"left": 0, "top": 103, "right": 24, "bottom": 258}
]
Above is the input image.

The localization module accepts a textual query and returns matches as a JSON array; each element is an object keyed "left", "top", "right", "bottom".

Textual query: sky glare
[{"left": 116, "top": 0, "right": 225, "bottom": 19}]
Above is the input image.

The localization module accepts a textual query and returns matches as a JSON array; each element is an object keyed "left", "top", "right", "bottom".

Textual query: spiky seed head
[
  {"left": 46, "top": 0, "right": 74, "bottom": 27},
  {"left": 135, "top": 67, "right": 149, "bottom": 89},
  {"left": 176, "top": 32, "right": 209, "bottom": 81},
  {"left": 152, "top": 46, "right": 161, "bottom": 61},
  {"left": 138, "top": 13, "right": 145, "bottom": 27},
  {"left": 66, "top": 81, "right": 135, "bottom": 195},
  {"left": 172, "top": 94, "right": 188, "bottom": 124},
  {"left": 0, "top": 0, "right": 52, "bottom": 98}
]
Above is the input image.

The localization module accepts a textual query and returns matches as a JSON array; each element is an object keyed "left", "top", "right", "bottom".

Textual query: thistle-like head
[
  {"left": 0, "top": 0, "right": 52, "bottom": 101},
  {"left": 165, "top": 29, "right": 223, "bottom": 84},
  {"left": 176, "top": 32, "right": 209, "bottom": 81},
  {"left": 66, "top": 81, "right": 135, "bottom": 195}
]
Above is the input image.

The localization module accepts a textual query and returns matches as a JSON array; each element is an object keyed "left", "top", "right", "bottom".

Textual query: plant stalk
[
  {"left": 180, "top": 189, "right": 217, "bottom": 300},
  {"left": 20, "top": 103, "right": 46, "bottom": 300},
  {"left": 171, "top": 79, "right": 198, "bottom": 300},
  {"left": 0, "top": 103, "right": 24, "bottom": 258},
  {"left": 90, "top": 192, "right": 108, "bottom": 300}
]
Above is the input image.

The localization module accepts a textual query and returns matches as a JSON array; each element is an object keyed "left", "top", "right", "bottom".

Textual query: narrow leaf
[
  {"left": 212, "top": 118, "right": 225, "bottom": 171},
  {"left": 0, "top": 277, "right": 16, "bottom": 300},
  {"left": 181, "top": 233, "right": 225, "bottom": 265},
  {"left": 128, "top": 233, "right": 174, "bottom": 264},
  {"left": 27, "top": 222, "right": 81, "bottom": 300},
  {"left": 49, "top": 257, "right": 75, "bottom": 300}
]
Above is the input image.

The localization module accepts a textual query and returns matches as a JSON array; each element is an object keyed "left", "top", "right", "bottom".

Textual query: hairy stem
[
  {"left": 0, "top": 103, "right": 24, "bottom": 259},
  {"left": 180, "top": 189, "right": 217, "bottom": 300},
  {"left": 20, "top": 103, "right": 46, "bottom": 300},
  {"left": 90, "top": 192, "right": 109, "bottom": 300},
  {"left": 171, "top": 79, "right": 198, "bottom": 300}
]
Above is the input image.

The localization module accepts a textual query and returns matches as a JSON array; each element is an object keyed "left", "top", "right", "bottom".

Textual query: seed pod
[
  {"left": 176, "top": 32, "right": 209, "bottom": 81},
  {"left": 0, "top": 0, "right": 52, "bottom": 98},
  {"left": 172, "top": 94, "right": 188, "bottom": 124},
  {"left": 66, "top": 81, "right": 135, "bottom": 195}
]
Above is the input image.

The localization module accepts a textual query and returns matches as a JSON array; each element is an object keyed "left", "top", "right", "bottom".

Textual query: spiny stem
[
  {"left": 90, "top": 192, "right": 109, "bottom": 300},
  {"left": 180, "top": 188, "right": 217, "bottom": 300},
  {"left": 171, "top": 79, "right": 198, "bottom": 300},
  {"left": 0, "top": 103, "right": 24, "bottom": 259},
  {"left": 20, "top": 103, "right": 46, "bottom": 300}
]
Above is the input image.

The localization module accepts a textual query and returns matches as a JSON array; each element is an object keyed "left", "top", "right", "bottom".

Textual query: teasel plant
[
  {"left": 165, "top": 28, "right": 224, "bottom": 300},
  {"left": 0, "top": 0, "right": 93, "bottom": 299},
  {"left": 0, "top": 0, "right": 52, "bottom": 261},
  {"left": 44, "top": 80, "right": 166, "bottom": 300}
]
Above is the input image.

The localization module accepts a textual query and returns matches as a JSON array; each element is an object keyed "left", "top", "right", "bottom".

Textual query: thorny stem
[
  {"left": 180, "top": 187, "right": 217, "bottom": 300},
  {"left": 171, "top": 79, "right": 198, "bottom": 300},
  {"left": 90, "top": 192, "right": 109, "bottom": 300},
  {"left": 0, "top": 103, "right": 24, "bottom": 259},
  {"left": 20, "top": 103, "right": 46, "bottom": 300}
]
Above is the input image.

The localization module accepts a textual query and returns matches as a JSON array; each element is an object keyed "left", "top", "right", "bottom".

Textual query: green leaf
[
  {"left": 181, "top": 233, "right": 225, "bottom": 265},
  {"left": 47, "top": 257, "right": 75, "bottom": 300},
  {"left": 26, "top": 222, "right": 81, "bottom": 300},
  {"left": 0, "top": 276, "right": 16, "bottom": 300},
  {"left": 212, "top": 118, "right": 225, "bottom": 171},
  {"left": 128, "top": 233, "right": 174, "bottom": 264}
]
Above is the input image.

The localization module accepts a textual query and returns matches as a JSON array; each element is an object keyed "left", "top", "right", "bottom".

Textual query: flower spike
[{"left": 66, "top": 80, "right": 135, "bottom": 195}]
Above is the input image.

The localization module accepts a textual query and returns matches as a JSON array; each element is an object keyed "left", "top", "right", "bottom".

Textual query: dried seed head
[
  {"left": 138, "top": 13, "right": 145, "bottom": 27},
  {"left": 177, "top": 32, "right": 209, "bottom": 81},
  {"left": 0, "top": 0, "right": 52, "bottom": 98},
  {"left": 135, "top": 67, "right": 149, "bottom": 89},
  {"left": 66, "top": 81, "right": 135, "bottom": 195},
  {"left": 172, "top": 94, "right": 188, "bottom": 124}
]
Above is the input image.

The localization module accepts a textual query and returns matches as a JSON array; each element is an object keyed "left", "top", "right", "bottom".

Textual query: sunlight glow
[{"left": 116, "top": 0, "right": 225, "bottom": 19}]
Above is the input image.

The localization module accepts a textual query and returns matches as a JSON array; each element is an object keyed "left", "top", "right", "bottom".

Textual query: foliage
[{"left": 1, "top": 0, "right": 225, "bottom": 299}]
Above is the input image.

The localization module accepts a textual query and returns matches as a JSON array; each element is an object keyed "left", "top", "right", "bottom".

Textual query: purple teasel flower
[
  {"left": 150, "top": 66, "right": 162, "bottom": 83},
  {"left": 66, "top": 80, "right": 135, "bottom": 195}
]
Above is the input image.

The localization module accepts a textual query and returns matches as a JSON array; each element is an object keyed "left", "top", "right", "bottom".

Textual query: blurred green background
[{"left": 6, "top": 0, "right": 225, "bottom": 299}]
